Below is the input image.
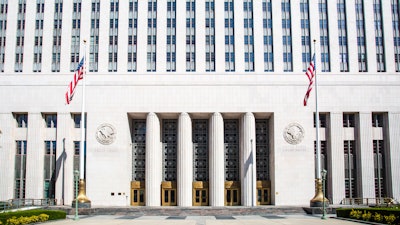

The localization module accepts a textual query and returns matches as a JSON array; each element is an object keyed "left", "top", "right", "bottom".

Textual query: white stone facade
[{"left": 0, "top": 0, "right": 399, "bottom": 207}]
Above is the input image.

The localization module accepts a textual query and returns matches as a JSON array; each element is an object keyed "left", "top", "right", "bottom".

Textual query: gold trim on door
[
  {"left": 225, "top": 181, "right": 240, "bottom": 206},
  {"left": 131, "top": 181, "right": 145, "bottom": 206},
  {"left": 193, "top": 181, "right": 209, "bottom": 206},
  {"left": 257, "top": 180, "right": 271, "bottom": 205},
  {"left": 161, "top": 181, "right": 177, "bottom": 206}
]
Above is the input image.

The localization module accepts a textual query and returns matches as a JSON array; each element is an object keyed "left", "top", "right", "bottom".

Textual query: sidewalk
[{"left": 39, "top": 214, "right": 361, "bottom": 225}]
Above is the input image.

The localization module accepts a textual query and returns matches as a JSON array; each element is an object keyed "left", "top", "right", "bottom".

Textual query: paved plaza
[{"left": 39, "top": 214, "right": 362, "bottom": 225}]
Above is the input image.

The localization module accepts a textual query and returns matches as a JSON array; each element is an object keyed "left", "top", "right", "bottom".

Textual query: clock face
[{"left": 95, "top": 123, "right": 116, "bottom": 145}]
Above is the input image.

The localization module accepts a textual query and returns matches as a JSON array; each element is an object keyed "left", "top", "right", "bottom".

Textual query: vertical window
[
  {"left": 391, "top": 0, "right": 400, "bottom": 72},
  {"left": 73, "top": 141, "right": 80, "bottom": 196},
  {"left": 15, "top": 113, "right": 28, "bottom": 128},
  {"left": 343, "top": 113, "right": 355, "bottom": 127},
  {"left": 344, "top": 140, "right": 357, "bottom": 198},
  {"left": 372, "top": 113, "right": 384, "bottom": 127},
  {"left": 337, "top": 0, "right": 349, "bottom": 72},
  {"left": 263, "top": 0, "right": 273, "bottom": 72},
  {"left": 224, "top": 120, "right": 239, "bottom": 181},
  {"left": 44, "top": 141, "right": 56, "bottom": 198},
  {"left": 282, "top": 0, "right": 292, "bottom": 72},
  {"left": 355, "top": 0, "right": 367, "bottom": 72},
  {"left": 0, "top": 1, "right": 8, "bottom": 72},
  {"left": 186, "top": 0, "right": 196, "bottom": 72},
  {"left": 90, "top": 0, "right": 100, "bottom": 72},
  {"left": 70, "top": 0, "right": 81, "bottom": 72},
  {"left": 108, "top": 0, "right": 118, "bottom": 72},
  {"left": 33, "top": 0, "right": 44, "bottom": 72},
  {"left": 373, "top": 140, "right": 386, "bottom": 199},
  {"left": 162, "top": 120, "right": 177, "bottom": 181},
  {"left": 224, "top": 0, "right": 235, "bottom": 71},
  {"left": 132, "top": 120, "right": 146, "bottom": 181},
  {"left": 44, "top": 114, "right": 57, "bottom": 128},
  {"left": 319, "top": 0, "right": 330, "bottom": 72},
  {"left": 205, "top": 0, "right": 215, "bottom": 72},
  {"left": 52, "top": 1, "right": 62, "bottom": 72},
  {"left": 244, "top": 0, "right": 254, "bottom": 72},
  {"left": 15, "top": 140, "right": 27, "bottom": 199},
  {"left": 256, "top": 119, "right": 269, "bottom": 181},
  {"left": 147, "top": 0, "right": 157, "bottom": 72},
  {"left": 127, "top": 0, "right": 138, "bottom": 72},
  {"left": 314, "top": 113, "right": 327, "bottom": 128},
  {"left": 166, "top": 0, "right": 176, "bottom": 72},
  {"left": 15, "top": 0, "right": 26, "bottom": 72},
  {"left": 374, "top": 0, "right": 386, "bottom": 72},
  {"left": 300, "top": 0, "right": 311, "bottom": 72},
  {"left": 193, "top": 120, "right": 209, "bottom": 181}
]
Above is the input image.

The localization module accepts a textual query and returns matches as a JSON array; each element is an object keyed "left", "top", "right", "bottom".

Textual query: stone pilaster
[
  {"left": 209, "top": 112, "right": 224, "bottom": 206},
  {"left": 0, "top": 113, "right": 15, "bottom": 200},
  {"left": 240, "top": 112, "right": 256, "bottom": 206},
  {"left": 358, "top": 112, "right": 375, "bottom": 199},
  {"left": 25, "top": 112, "right": 44, "bottom": 199},
  {"left": 145, "top": 112, "right": 161, "bottom": 206},
  {"left": 328, "top": 112, "right": 345, "bottom": 204},
  {"left": 387, "top": 113, "right": 400, "bottom": 200},
  {"left": 177, "top": 112, "right": 193, "bottom": 206}
]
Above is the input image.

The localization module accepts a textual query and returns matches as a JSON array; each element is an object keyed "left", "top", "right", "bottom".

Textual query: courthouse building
[{"left": 0, "top": 0, "right": 400, "bottom": 207}]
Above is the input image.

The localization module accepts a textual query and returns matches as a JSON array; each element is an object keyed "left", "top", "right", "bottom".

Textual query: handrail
[
  {"left": 341, "top": 197, "right": 396, "bottom": 206},
  {"left": 0, "top": 199, "right": 57, "bottom": 212}
]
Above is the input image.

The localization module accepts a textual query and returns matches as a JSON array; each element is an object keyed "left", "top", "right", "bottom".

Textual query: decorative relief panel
[
  {"left": 256, "top": 119, "right": 269, "bottom": 181},
  {"left": 193, "top": 119, "right": 209, "bottom": 181},
  {"left": 162, "top": 119, "right": 177, "bottom": 181},
  {"left": 132, "top": 120, "right": 146, "bottom": 181},
  {"left": 224, "top": 119, "right": 239, "bottom": 181}
]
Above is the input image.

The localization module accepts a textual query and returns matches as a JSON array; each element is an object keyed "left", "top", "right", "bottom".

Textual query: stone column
[
  {"left": 209, "top": 112, "right": 224, "bottom": 206},
  {"left": 177, "top": 112, "right": 193, "bottom": 206},
  {"left": 240, "top": 112, "right": 256, "bottom": 206},
  {"left": 145, "top": 112, "right": 161, "bottom": 206}
]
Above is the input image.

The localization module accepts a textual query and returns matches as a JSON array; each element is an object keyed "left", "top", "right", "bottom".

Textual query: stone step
[{"left": 49, "top": 206, "right": 311, "bottom": 216}]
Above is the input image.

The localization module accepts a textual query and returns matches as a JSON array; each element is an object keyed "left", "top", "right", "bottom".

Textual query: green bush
[
  {"left": 337, "top": 208, "right": 400, "bottom": 224},
  {"left": 0, "top": 209, "right": 65, "bottom": 224}
]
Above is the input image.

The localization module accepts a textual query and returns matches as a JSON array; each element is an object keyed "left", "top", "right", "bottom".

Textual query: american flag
[
  {"left": 65, "top": 57, "right": 85, "bottom": 105},
  {"left": 303, "top": 54, "right": 315, "bottom": 106}
]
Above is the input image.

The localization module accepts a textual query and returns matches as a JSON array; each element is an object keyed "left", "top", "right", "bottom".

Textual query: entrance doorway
[
  {"left": 130, "top": 181, "right": 145, "bottom": 206},
  {"left": 193, "top": 181, "right": 208, "bottom": 206},
  {"left": 257, "top": 180, "right": 271, "bottom": 205},
  {"left": 161, "top": 181, "right": 177, "bottom": 206},
  {"left": 225, "top": 181, "right": 240, "bottom": 206}
]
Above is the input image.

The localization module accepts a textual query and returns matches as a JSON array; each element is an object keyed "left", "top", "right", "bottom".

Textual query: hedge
[
  {"left": 0, "top": 209, "right": 66, "bottom": 224},
  {"left": 337, "top": 207, "right": 400, "bottom": 225}
]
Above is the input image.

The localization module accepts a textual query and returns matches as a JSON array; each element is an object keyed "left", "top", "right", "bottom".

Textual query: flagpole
[
  {"left": 76, "top": 39, "right": 91, "bottom": 207},
  {"left": 309, "top": 39, "right": 329, "bottom": 209}
]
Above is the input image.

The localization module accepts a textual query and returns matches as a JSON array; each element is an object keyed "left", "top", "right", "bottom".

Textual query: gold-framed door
[
  {"left": 161, "top": 181, "right": 177, "bottom": 206},
  {"left": 257, "top": 180, "right": 271, "bottom": 205},
  {"left": 225, "top": 181, "right": 240, "bottom": 206},
  {"left": 131, "top": 181, "right": 145, "bottom": 206},
  {"left": 193, "top": 181, "right": 209, "bottom": 206}
]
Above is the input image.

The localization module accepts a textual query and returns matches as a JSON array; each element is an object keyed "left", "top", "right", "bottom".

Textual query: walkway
[{"left": 41, "top": 214, "right": 361, "bottom": 225}]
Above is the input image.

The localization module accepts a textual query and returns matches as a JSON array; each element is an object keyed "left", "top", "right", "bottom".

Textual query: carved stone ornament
[
  {"left": 95, "top": 123, "right": 116, "bottom": 145},
  {"left": 283, "top": 123, "right": 305, "bottom": 145}
]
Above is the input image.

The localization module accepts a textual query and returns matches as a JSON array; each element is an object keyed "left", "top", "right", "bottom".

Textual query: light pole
[
  {"left": 321, "top": 169, "right": 327, "bottom": 220},
  {"left": 74, "top": 170, "right": 79, "bottom": 220}
]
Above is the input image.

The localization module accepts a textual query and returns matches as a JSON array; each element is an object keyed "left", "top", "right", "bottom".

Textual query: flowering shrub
[
  {"left": 361, "top": 210, "right": 372, "bottom": 221},
  {"left": 5, "top": 214, "right": 49, "bottom": 225},
  {"left": 384, "top": 214, "right": 396, "bottom": 225}
]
